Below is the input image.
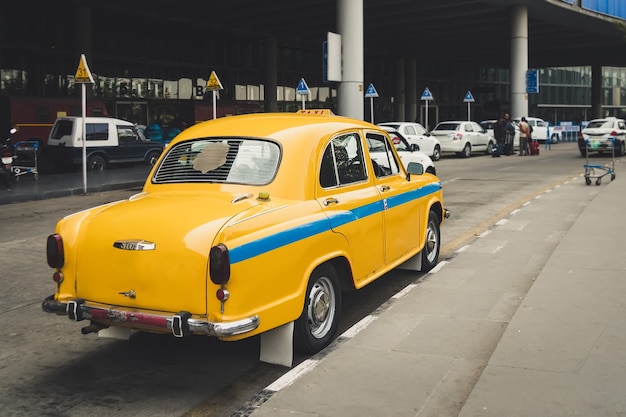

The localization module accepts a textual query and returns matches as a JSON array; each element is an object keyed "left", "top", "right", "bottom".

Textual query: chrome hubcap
[{"left": 307, "top": 276, "right": 335, "bottom": 339}]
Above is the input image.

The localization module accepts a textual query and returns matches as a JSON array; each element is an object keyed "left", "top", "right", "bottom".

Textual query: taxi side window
[
  {"left": 319, "top": 133, "right": 367, "bottom": 188},
  {"left": 366, "top": 133, "right": 400, "bottom": 178}
]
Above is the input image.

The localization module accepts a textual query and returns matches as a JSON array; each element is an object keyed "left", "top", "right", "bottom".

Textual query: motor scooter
[{"left": 1, "top": 128, "right": 17, "bottom": 189}]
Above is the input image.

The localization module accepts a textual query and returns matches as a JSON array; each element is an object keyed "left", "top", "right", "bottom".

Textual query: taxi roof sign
[
  {"left": 74, "top": 54, "right": 94, "bottom": 84},
  {"left": 206, "top": 71, "right": 223, "bottom": 91},
  {"left": 296, "top": 78, "right": 311, "bottom": 95}
]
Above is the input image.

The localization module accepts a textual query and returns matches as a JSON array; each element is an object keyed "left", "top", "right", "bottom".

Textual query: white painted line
[
  {"left": 266, "top": 359, "right": 320, "bottom": 392},
  {"left": 342, "top": 314, "right": 378, "bottom": 339},
  {"left": 429, "top": 260, "right": 448, "bottom": 273}
]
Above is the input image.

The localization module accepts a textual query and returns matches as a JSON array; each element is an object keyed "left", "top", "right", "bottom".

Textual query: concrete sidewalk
[{"left": 246, "top": 173, "right": 626, "bottom": 417}]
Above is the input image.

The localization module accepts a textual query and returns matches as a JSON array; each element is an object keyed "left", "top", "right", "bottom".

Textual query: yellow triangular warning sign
[
  {"left": 75, "top": 54, "right": 94, "bottom": 84},
  {"left": 206, "top": 71, "right": 223, "bottom": 91}
]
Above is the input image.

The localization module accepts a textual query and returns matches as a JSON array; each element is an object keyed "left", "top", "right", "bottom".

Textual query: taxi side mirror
[{"left": 406, "top": 162, "right": 424, "bottom": 178}]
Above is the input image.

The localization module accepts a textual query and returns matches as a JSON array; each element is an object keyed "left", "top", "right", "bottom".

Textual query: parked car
[
  {"left": 46, "top": 117, "right": 163, "bottom": 171},
  {"left": 372, "top": 128, "right": 436, "bottom": 175},
  {"left": 512, "top": 116, "right": 559, "bottom": 144},
  {"left": 430, "top": 121, "right": 493, "bottom": 157},
  {"left": 579, "top": 116, "right": 626, "bottom": 157},
  {"left": 42, "top": 110, "right": 448, "bottom": 365},
  {"left": 377, "top": 122, "right": 441, "bottom": 161},
  {"left": 480, "top": 119, "right": 520, "bottom": 150}
]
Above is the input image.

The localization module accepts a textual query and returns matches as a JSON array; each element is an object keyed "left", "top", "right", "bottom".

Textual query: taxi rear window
[{"left": 153, "top": 138, "right": 280, "bottom": 185}]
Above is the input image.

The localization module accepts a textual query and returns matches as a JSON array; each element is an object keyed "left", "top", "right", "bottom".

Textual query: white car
[
  {"left": 430, "top": 121, "right": 493, "bottom": 157},
  {"left": 512, "top": 116, "right": 559, "bottom": 144},
  {"left": 579, "top": 116, "right": 626, "bottom": 156},
  {"left": 369, "top": 129, "right": 436, "bottom": 175},
  {"left": 378, "top": 122, "right": 442, "bottom": 161}
]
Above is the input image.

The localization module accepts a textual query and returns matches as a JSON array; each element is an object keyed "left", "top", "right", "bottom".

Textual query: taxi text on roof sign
[
  {"left": 206, "top": 71, "right": 223, "bottom": 91},
  {"left": 297, "top": 109, "right": 335, "bottom": 115},
  {"left": 74, "top": 54, "right": 94, "bottom": 84}
]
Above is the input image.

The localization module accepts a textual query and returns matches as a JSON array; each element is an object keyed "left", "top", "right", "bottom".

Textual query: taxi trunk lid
[{"left": 73, "top": 192, "right": 254, "bottom": 315}]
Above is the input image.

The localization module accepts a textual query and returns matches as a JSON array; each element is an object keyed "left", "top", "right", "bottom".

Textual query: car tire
[
  {"left": 146, "top": 150, "right": 161, "bottom": 166},
  {"left": 550, "top": 134, "right": 559, "bottom": 144},
  {"left": 294, "top": 263, "right": 342, "bottom": 354},
  {"left": 486, "top": 140, "right": 494, "bottom": 155},
  {"left": 458, "top": 143, "right": 471, "bottom": 158},
  {"left": 88, "top": 155, "right": 106, "bottom": 171},
  {"left": 431, "top": 145, "right": 441, "bottom": 161},
  {"left": 421, "top": 210, "right": 441, "bottom": 272}
]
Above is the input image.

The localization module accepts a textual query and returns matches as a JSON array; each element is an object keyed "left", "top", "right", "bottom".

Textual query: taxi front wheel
[
  {"left": 421, "top": 210, "right": 441, "bottom": 272},
  {"left": 294, "top": 264, "right": 342, "bottom": 353}
]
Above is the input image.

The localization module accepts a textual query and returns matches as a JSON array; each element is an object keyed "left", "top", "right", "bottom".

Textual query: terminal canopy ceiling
[{"left": 104, "top": 0, "right": 626, "bottom": 68}]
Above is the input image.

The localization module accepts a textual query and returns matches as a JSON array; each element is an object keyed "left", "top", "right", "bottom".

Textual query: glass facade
[{"left": 1, "top": 4, "right": 626, "bottom": 137}]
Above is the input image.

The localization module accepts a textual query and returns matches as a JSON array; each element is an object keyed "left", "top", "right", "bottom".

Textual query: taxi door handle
[
  {"left": 380, "top": 185, "right": 390, "bottom": 192},
  {"left": 323, "top": 198, "right": 339, "bottom": 206}
]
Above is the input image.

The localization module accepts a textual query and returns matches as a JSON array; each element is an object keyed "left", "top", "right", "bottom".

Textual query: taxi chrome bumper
[{"left": 42, "top": 295, "right": 260, "bottom": 338}]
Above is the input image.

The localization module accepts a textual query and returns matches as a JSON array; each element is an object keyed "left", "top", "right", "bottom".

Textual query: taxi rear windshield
[{"left": 153, "top": 138, "right": 280, "bottom": 185}]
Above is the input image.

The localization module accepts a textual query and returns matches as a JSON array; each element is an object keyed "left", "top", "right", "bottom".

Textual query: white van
[{"left": 46, "top": 117, "right": 163, "bottom": 171}]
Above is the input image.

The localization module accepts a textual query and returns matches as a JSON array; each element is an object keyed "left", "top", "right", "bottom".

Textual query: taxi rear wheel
[
  {"left": 421, "top": 210, "right": 441, "bottom": 272},
  {"left": 294, "top": 264, "right": 342, "bottom": 353}
]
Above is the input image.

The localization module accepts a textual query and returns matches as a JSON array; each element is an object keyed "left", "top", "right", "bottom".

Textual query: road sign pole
[
  {"left": 213, "top": 91, "right": 217, "bottom": 119},
  {"left": 467, "top": 102, "right": 471, "bottom": 121},
  {"left": 81, "top": 83, "right": 87, "bottom": 194},
  {"left": 425, "top": 100, "right": 429, "bottom": 131},
  {"left": 370, "top": 97, "right": 374, "bottom": 124}
]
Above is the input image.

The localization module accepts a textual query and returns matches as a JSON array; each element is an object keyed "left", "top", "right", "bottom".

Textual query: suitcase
[{"left": 529, "top": 140, "right": 540, "bottom": 156}]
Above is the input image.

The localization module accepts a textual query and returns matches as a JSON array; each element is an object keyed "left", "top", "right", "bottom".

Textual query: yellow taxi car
[{"left": 43, "top": 110, "right": 448, "bottom": 365}]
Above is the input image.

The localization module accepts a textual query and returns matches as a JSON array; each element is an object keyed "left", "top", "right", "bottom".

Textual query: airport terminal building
[{"left": 1, "top": 0, "right": 626, "bottom": 143}]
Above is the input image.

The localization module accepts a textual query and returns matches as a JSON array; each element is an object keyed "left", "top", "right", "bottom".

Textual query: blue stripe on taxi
[{"left": 229, "top": 182, "right": 441, "bottom": 264}]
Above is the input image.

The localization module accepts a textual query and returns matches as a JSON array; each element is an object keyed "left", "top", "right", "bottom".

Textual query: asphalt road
[{"left": 0, "top": 142, "right": 592, "bottom": 416}]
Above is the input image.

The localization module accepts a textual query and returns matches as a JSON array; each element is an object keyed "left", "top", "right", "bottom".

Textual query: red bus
[{"left": 0, "top": 96, "right": 110, "bottom": 150}]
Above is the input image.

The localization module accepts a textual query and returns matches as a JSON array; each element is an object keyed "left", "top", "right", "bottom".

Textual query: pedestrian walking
[
  {"left": 503, "top": 113, "right": 516, "bottom": 156},
  {"left": 518, "top": 116, "right": 531, "bottom": 156},
  {"left": 492, "top": 115, "right": 505, "bottom": 157}
]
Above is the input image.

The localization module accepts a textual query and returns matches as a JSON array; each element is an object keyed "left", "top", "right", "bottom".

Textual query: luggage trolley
[
  {"left": 12, "top": 140, "right": 39, "bottom": 180},
  {"left": 584, "top": 137, "right": 615, "bottom": 186}
]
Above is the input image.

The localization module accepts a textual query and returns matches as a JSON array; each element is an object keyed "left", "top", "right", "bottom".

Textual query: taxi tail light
[
  {"left": 46, "top": 234, "right": 64, "bottom": 268},
  {"left": 210, "top": 243, "right": 230, "bottom": 285},
  {"left": 454, "top": 133, "right": 463, "bottom": 140},
  {"left": 610, "top": 130, "right": 618, "bottom": 137}
]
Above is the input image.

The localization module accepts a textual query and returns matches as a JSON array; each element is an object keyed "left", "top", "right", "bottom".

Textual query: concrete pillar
[
  {"left": 591, "top": 64, "right": 603, "bottom": 118},
  {"left": 510, "top": 5, "right": 528, "bottom": 118},
  {"left": 406, "top": 58, "right": 417, "bottom": 122},
  {"left": 394, "top": 57, "right": 405, "bottom": 121},
  {"left": 337, "top": 0, "right": 364, "bottom": 120},
  {"left": 264, "top": 37, "right": 278, "bottom": 112}
]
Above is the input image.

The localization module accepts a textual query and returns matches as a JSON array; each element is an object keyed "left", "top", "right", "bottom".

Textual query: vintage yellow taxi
[{"left": 43, "top": 110, "right": 448, "bottom": 366}]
